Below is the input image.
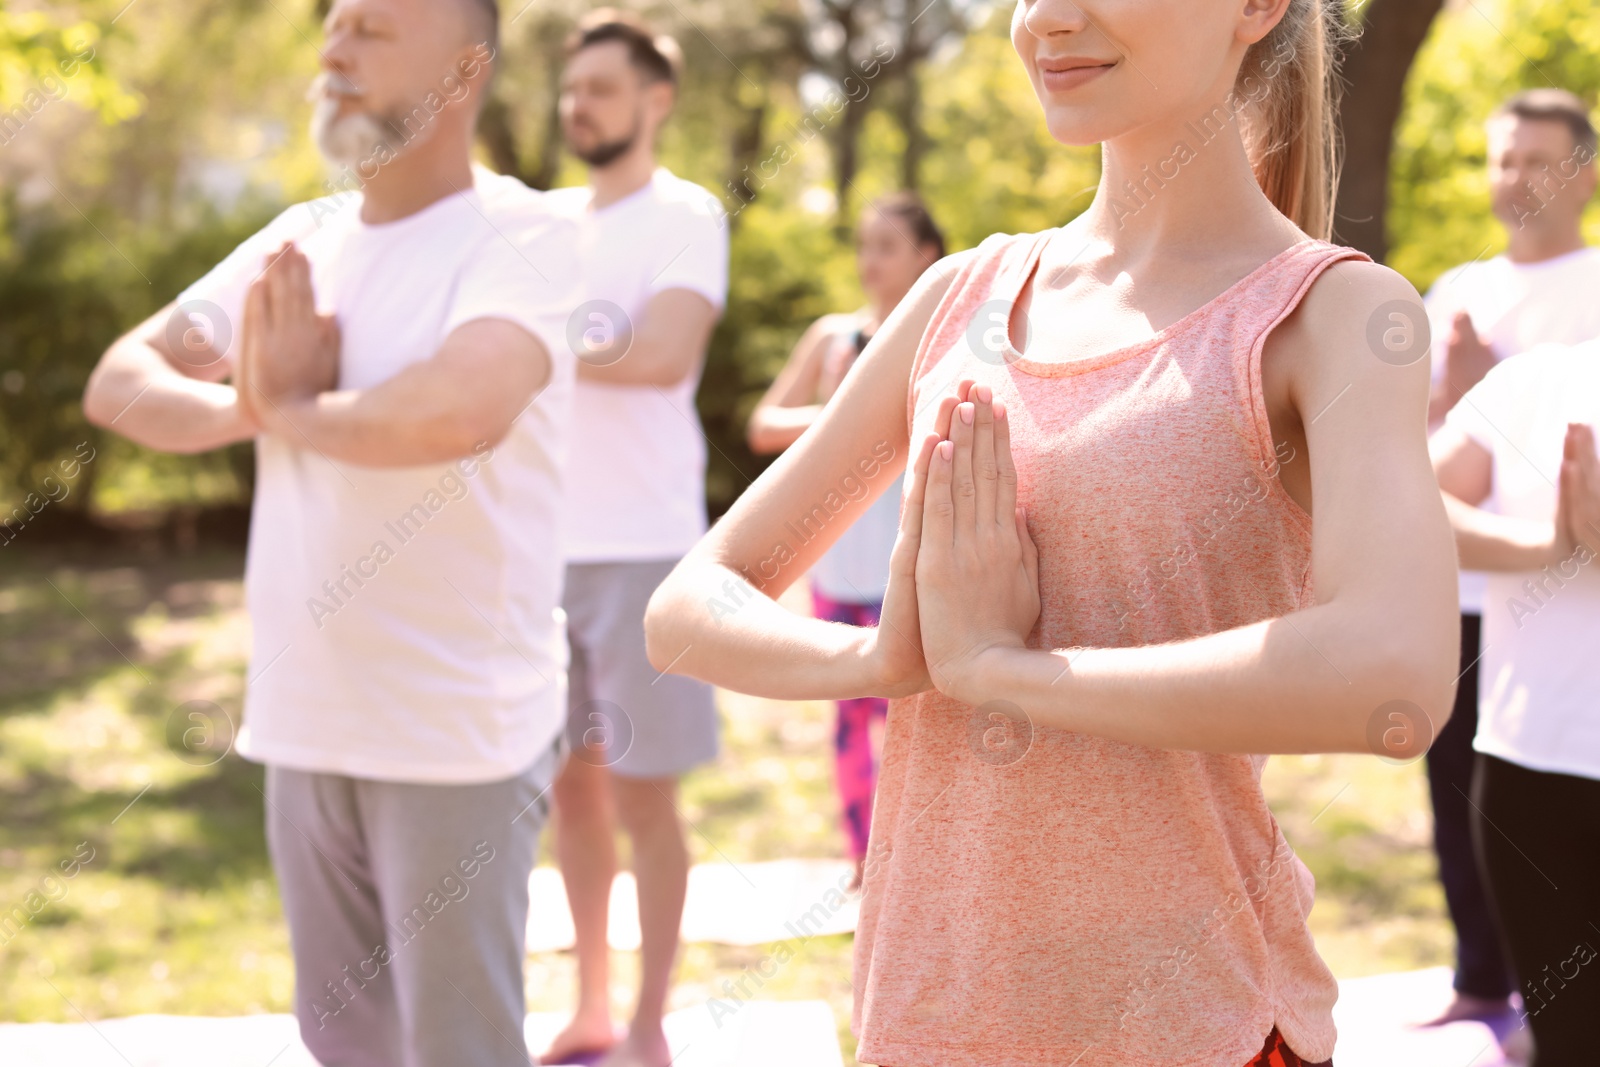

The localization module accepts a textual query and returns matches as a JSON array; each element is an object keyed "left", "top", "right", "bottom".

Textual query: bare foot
[
  {"left": 1500, "top": 1021, "right": 1534, "bottom": 1065},
  {"left": 536, "top": 1013, "right": 620, "bottom": 1065},
  {"left": 1418, "top": 991, "right": 1514, "bottom": 1026},
  {"left": 596, "top": 1026, "right": 673, "bottom": 1067}
]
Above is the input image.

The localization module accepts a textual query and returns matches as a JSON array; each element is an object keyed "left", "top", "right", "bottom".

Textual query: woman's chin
[{"left": 1043, "top": 119, "right": 1117, "bottom": 150}]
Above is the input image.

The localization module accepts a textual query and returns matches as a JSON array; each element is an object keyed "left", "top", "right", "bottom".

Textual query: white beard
[{"left": 310, "top": 92, "right": 392, "bottom": 171}]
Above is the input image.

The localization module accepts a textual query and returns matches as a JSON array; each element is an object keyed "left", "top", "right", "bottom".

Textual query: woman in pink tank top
[{"left": 645, "top": 0, "right": 1459, "bottom": 1064}]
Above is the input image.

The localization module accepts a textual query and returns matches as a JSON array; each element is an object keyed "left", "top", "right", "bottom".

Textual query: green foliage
[
  {"left": 0, "top": 194, "right": 273, "bottom": 512},
  {"left": 0, "top": 10, "right": 138, "bottom": 129},
  {"left": 1388, "top": 0, "right": 1600, "bottom": 292},
  {"left": 913, "top": 9, "right": 1100, "bottom": 248},
  {"left": 5, "top": 0, "right": 1600, "bottom": 520},
  {"left": 700, "top": 196, "right": 860, "bottom": 513}
]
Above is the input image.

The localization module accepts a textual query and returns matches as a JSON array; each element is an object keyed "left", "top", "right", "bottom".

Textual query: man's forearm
[
  {"left": 84, "top": 342, "right": 256, "bottom": 453},
  {"left": 575, "top": 334, "right": 699, "bottom": 386},
  {"left": 259, "top": 387, "right": 484, "bottom": 468},
  {"left": 1442, "top": 493, "right": 1560, "bottom": 571}
]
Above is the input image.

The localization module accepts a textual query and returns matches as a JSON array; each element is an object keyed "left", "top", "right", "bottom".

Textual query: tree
[{"left": 1333, "top": 0, "right": 1448, "bottom": 262}]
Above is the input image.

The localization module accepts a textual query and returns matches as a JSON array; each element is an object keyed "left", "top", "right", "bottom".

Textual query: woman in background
[{"left": 747, "top": 193, "right": 945, "bottom": 890}]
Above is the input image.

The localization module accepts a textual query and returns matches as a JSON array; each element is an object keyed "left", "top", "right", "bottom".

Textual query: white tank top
[{"left": 811, "top": 322, "right": 898, "bottom": 603}]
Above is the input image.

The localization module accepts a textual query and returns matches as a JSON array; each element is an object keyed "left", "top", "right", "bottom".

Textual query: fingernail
[
  {"left": 938, "top": 440, "right": 953, "bottom": 460},
  {"left": 959, "top": 404, "right": 973, "bottom": 425}
]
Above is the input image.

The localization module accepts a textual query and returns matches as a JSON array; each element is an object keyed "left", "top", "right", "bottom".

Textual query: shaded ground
[{"left": 0, "top": 546, "right": 1451, "bottom": 1064}]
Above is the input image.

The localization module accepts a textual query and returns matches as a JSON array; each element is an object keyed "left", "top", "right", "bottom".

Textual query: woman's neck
[{"left": 1075, "top": 103, "right": 1302, "bottom": 267}]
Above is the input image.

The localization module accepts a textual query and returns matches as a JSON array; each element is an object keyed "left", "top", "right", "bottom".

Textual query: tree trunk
[
  {"left": 895, "top": 61, "right": 924, "bottom": 192},
  {"left": 832, "top": 93, "right": 867, "bottom": 232},
  {"left": 1333, "top": 0, "right": 1447, "bottom": 262},
  {"left": 529, "top": 61, "right": 566, "bottom": 192},
  {"left": 476, "top": 97, "right": 524, "bottom": 182},
  {"left": 724, "top": 98, "right": 768, "bottom": 228},
  {"left": 825, "top": 4, "right": 864, "bottom": 233}
]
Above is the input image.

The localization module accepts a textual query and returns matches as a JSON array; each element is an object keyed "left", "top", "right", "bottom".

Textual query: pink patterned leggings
[{"left": 810, "top": 589, "right": 890, "bottom": 860}]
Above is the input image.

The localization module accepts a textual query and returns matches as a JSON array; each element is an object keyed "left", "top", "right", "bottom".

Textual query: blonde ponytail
[{"left": 1236, "top": 0, "right": 1349, "bottom": 240}]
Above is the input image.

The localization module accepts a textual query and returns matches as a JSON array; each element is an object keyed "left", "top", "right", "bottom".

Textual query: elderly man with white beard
[{"left": 82, "top": 1, "right": 578, "bottom": 1064}]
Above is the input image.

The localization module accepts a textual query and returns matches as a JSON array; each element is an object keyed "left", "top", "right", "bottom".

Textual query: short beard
[
  {"left": 568, "top": 116, "right": 642, "bottom": 169},
  {"left": 311, "top": 95, "right": 396, "bottom": 172}
]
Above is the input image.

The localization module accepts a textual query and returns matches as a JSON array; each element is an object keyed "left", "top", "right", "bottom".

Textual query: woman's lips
[{"left": 1039, "top": 60, "right": 1115, "bottom": 92}]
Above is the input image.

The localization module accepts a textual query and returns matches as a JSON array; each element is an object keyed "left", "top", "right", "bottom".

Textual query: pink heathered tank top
[{"left": 852, "top": 230, "right": 1370, "bottom": 1067}]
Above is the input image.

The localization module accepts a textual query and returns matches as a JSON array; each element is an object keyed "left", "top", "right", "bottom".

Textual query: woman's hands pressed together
[
  {"left": 908, "top": 382, "right": 1041, "bottom": 706},
  {"left": 864, "top": 382, "right": 971, "bottom": 699}
]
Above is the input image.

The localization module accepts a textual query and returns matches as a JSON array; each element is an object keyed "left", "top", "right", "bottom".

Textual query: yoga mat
[
  {"left": 1332, "top": 966, "right": 1522, "bottom": 1066},
  {"left": 529, "top": 1000, "right": 842, "bottom": 1067},
  {"left": 0, "top": 1000, "right": 843, "bottom": 1067},
  {"left": 526, "top": 859, "right": 860, "bottom": 952},
  {"left": 0, "top": 970, "right": 1533, "bottom": 1065}
]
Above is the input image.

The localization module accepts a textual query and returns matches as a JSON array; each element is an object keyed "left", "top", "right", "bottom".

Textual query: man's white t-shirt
[
  {"left": 1445, "top": 340, "right": 1600, "bottom": 781},
  {"left": 178, "top": 174, "right": 580, "bottom": 783},
  {"left": 1424, "top": 246, "right": 1600, "bottom": 613},
  {"left": 541, "top": 167, "right": 729, "bottom": 563}
]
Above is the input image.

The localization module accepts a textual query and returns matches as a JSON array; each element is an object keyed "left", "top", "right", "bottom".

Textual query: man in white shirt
[
  {"left": 1431, "top": 341, "right": 1600, "bottom": 1063},
  {"left": 82, "top": 2, "right": 577, "bottom": 1064},
  {"left": 529, "top": 11, "right": 728, "bottom": 1067},
  {"left": 1419, "top": 88, "right": 1600, "bottom": 1025}
]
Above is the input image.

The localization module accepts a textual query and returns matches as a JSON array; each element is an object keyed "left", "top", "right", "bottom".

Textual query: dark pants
[
  {"left": 1472, "top": 753, "right": 1600, "bottom": 1065},
  {"left": 1425, "top": 612, "right": 1514, "bottom": 999}
]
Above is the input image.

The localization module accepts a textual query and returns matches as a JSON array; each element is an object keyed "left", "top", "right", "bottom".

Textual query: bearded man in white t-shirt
[
  {"left": 526, "top": 11, "right": 728, "bottom": 1067},
  {"left": 1420, "top": 89, "right": 1600, "bottom": 1029},
  {"left": 83, "top": 2, "right": 578, "bottom": 1064}
]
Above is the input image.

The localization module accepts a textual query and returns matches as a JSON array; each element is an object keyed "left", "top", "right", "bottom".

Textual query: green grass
[{"left": 0, "top": 546, "right": 1452, "bottom": 1063}]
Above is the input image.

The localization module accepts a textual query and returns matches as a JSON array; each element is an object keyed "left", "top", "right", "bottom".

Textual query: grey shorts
[
  {"left": 563, "top": 558, "right": 719, "bottom": 779},
  {"left": 264, "top": 733, "right": 564, "bottom": 1067}
]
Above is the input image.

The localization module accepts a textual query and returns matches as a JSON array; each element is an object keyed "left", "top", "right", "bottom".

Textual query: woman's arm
[
  {"left": 645, "top": 254, "right": 974, "bottom": 701},
  {"left": 913, "top": 261, "right": 1461, "bottom": 757},
  {"left": 745, "top": 314, "right": 853, "bottom": 455}
]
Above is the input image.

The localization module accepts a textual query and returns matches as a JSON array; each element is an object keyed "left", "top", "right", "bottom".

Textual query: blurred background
[{"left": 1, "top": 0, "right": 1598, "bottom": 1061}]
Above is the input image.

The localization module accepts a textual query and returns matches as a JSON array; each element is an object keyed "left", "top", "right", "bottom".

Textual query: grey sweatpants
[{"left": 263, "top": 734, "right": 564, "bottom": 1067}]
